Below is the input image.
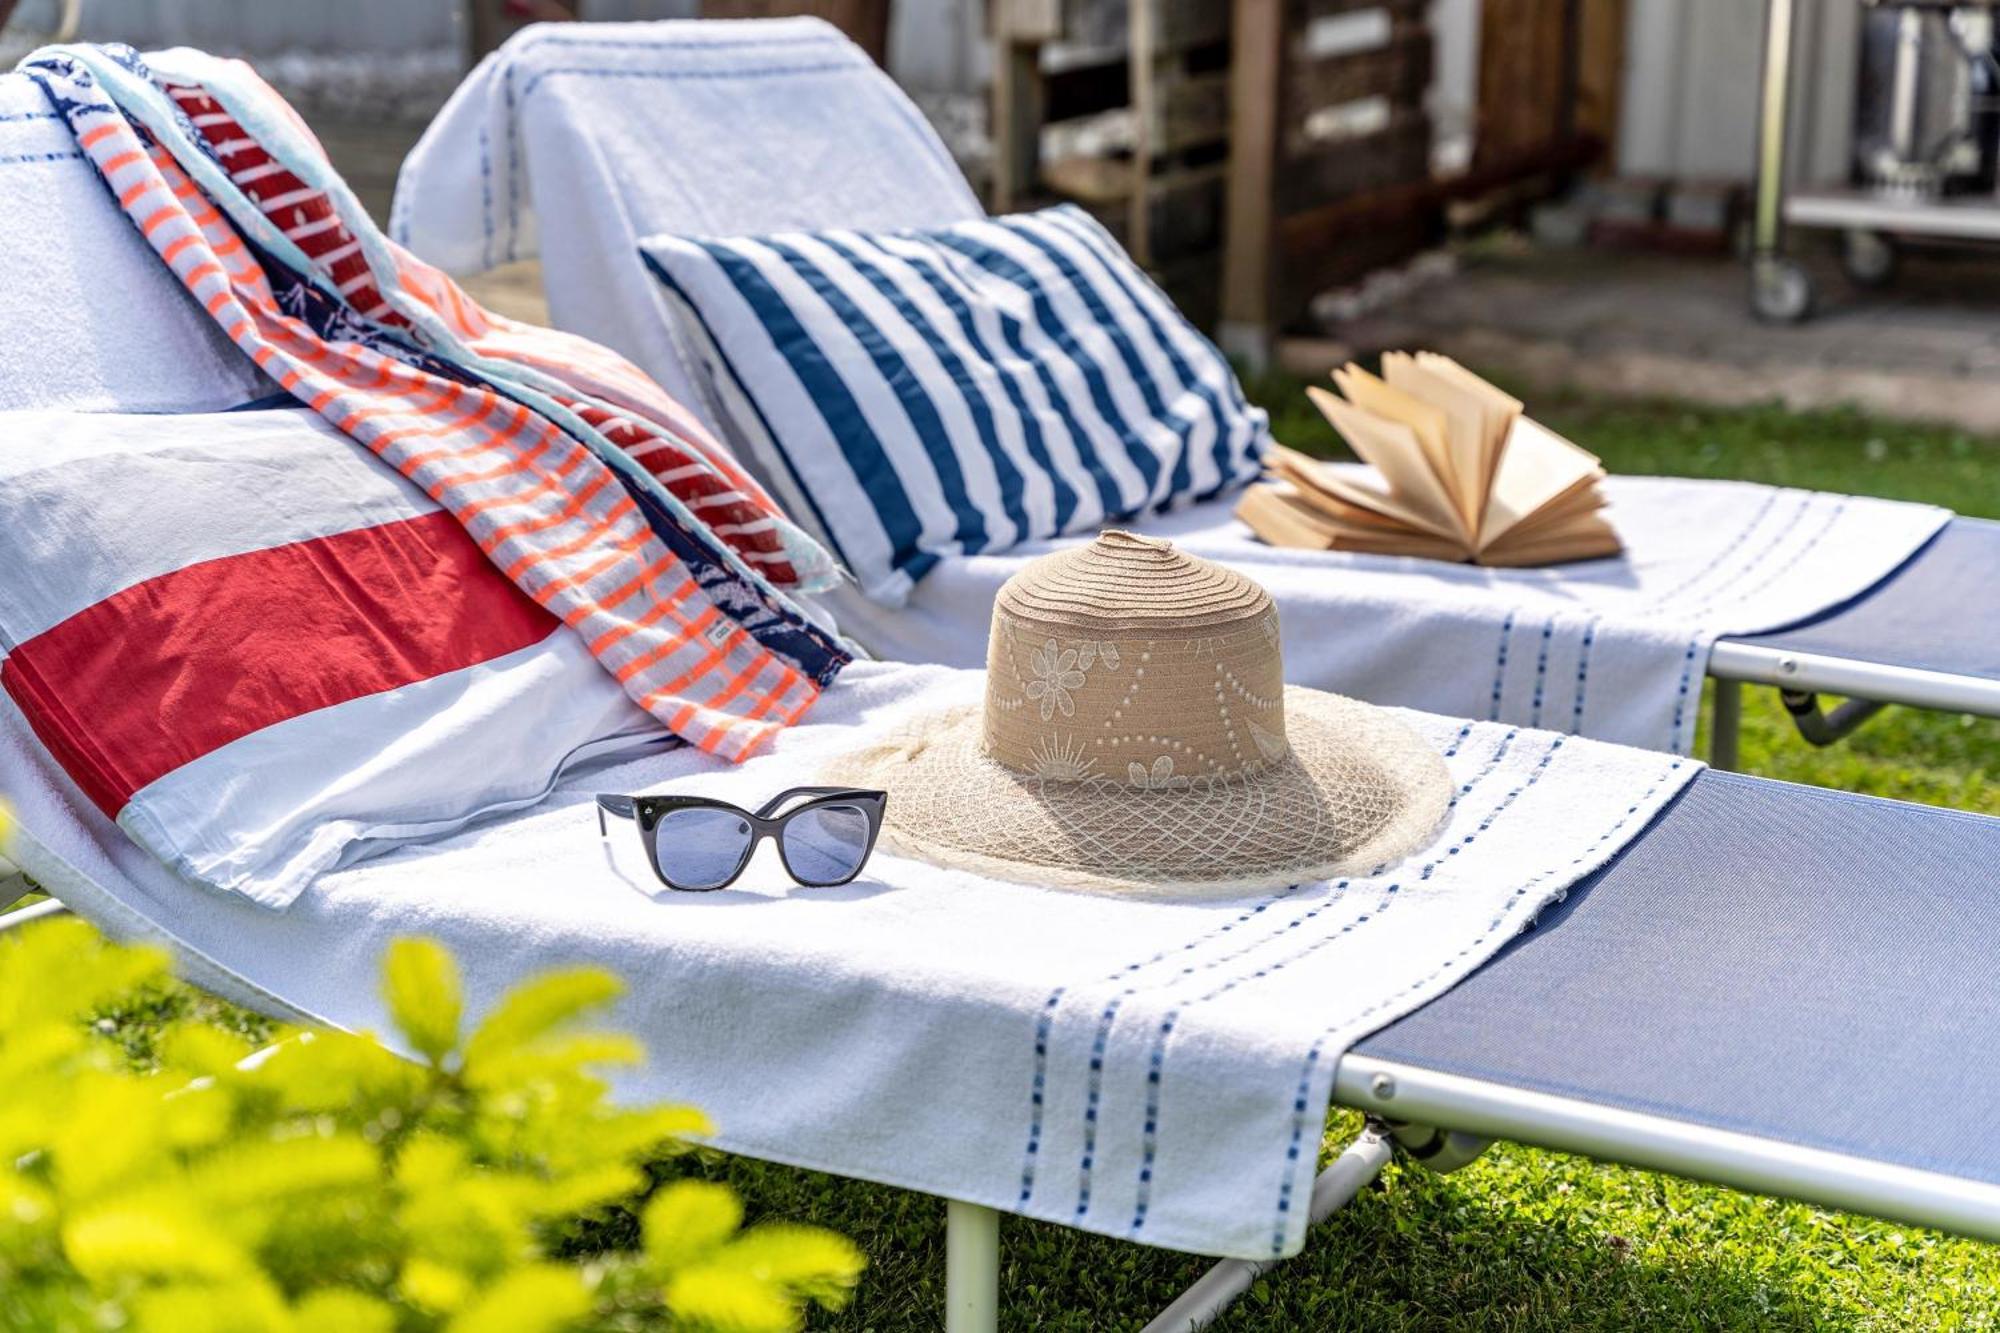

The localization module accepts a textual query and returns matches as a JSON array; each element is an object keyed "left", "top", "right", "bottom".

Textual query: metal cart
[{"left": 1752, "top": 0, "right": 2000, "bottom": 321}]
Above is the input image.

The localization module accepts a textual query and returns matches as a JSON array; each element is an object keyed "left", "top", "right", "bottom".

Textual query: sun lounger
[
  {"left": 5, "top": 49, "right": 1998, "bottom": 1333},
  {"left": 392, "top": 19, "right": 2000, "bottom": 769},
  {"left": 1706, "top": 516, "right": 2000, "bottom": 763}
]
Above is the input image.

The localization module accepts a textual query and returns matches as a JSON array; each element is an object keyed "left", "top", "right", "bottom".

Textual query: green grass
[{"left": 34, "top": 388, "right": 2000, "bottom": 1327}]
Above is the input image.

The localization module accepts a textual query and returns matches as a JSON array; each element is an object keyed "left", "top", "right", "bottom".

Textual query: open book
[{"left": 1237, "top": 353, "right": 1624, "bottom": 566}]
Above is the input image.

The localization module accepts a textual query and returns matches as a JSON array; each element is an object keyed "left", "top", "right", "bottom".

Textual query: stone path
[{"left": 1327, "top": 247, "right": 2000, "bottom": 435}]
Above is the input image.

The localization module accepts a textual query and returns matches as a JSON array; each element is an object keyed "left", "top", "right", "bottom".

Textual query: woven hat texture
[{"left": 823, "top": 531, "right": 1450, "bottom": 894}]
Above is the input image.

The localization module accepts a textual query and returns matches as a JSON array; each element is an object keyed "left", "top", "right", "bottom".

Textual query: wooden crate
[
  {"left": 1222, "top": 0, "right": 1439, "bottom": 356},
  {"left": 991, "top": 0, "right": 1233, "bottom": 323}
]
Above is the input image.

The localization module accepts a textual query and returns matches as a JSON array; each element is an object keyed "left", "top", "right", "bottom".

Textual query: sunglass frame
[{"left": 597, "top": 786, "right": 888, "bottom": 892}]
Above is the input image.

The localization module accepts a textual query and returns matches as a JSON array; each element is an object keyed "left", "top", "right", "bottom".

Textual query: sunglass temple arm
[{"left": 595, "top": 793, "right": 638, "bottom": 837}]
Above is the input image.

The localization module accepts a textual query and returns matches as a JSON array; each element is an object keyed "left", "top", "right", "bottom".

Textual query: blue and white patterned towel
[
  {"left": 826, "top": 475, "right": 1951, "bottom": 754},
  {"left": 0, "top": 659, "right": 1696, "bottom": 1260}
]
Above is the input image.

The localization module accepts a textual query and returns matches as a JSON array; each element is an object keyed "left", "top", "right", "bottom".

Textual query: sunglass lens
[
  {"left": 652, "top": 807, "right": 755, "bottom": 890},
  {"left": 781, "top": 803, "right": 874, "bottom": 886}
]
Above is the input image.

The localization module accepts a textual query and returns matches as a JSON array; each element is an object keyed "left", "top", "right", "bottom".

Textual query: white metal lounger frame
[{"left": 1706, "top": 646, "right": 2000, "bottom": 771}]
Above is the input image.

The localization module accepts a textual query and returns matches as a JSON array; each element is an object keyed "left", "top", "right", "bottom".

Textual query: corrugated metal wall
[{"left": 1617, "top": 0, "right": 1858, "bottom": 186}]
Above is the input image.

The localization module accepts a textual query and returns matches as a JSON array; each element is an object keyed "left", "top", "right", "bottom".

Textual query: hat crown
[
  {"left": 994, "top": 529, "right": 1272, "bottom": 631},
  {"left": 983, "top": 532, "right": 1288, "bottom": 785}
]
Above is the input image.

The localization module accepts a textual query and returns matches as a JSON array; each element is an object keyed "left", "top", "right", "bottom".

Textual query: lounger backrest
[
  {"left": 392, "top": 17, "right": 984, "bottom": 414},
  {"left": 0, "top": 71, "right": 269, "bottom": 414}
]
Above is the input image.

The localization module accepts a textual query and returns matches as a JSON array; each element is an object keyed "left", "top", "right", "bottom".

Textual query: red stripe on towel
[{"left": 0, "top": 512, "right": 557, "bottom": 817}]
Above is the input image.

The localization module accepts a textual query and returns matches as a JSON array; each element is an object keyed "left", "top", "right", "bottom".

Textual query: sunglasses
[{"left": 596, "top": 787, "right": 888, "bottom": 892}]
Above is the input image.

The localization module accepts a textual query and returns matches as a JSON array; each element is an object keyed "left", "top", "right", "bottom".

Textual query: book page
[
  {"left": 1237, "top": 484, "right": 1470, "bottom": 561},
  {"left": 1269, "top": 444, "right": 1464, "bottom": 541},
  {"left": 1329, "top": 366, "right": 1457, "bottom": 507},
  {"left": 1474, "top": 415, "right": 1606, "bottom": 550},
  {"left": 1306, "top": 388, "right": 1468, "bottom": 543},
  {"left": 1414, "top": 353, "right": 1522, "bottom": 500},
  {"left": 1479, "top": 512, "right": 1623, "bottom": 566},
  {"left": 1379, "top": 353, "right": 1491, "bottom": 534}
]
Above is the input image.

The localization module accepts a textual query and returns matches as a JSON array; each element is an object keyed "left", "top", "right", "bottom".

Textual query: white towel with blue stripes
[
  {"left": 2, "top": 659, "right": 1696, "bottom": 1260},
  {"left": 825, "top": 475, "right": 1951, "bottom": 755}
]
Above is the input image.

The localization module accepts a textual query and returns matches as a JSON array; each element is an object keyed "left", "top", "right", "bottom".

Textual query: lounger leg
[
  {"left": 946, "top": 1199, "right": 1000, "bottom": 1333},
  {"left": 1709, "top": 678, "right": 1742, "bottom": 772},
  {"left": 0, "top": 898, "right": 69, "bottom": 934},
  {"left": 1138, "top": 1124, "right": 1394, "bottom": 1333}
]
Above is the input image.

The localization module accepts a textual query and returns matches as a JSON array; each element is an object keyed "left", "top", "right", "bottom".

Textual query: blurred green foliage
[{"left": 0, "top": 919, "right": 861, "bottom": 1333}]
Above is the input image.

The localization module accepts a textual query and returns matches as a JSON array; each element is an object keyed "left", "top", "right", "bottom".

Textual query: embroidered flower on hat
[{"left": 1026, "top": 638, "right": 1087, "bottom": 721}]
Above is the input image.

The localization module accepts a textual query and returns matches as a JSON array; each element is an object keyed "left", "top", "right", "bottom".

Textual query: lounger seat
[
  {"left": 1713, "top": 516, "right": 2000, "bottom": 719},
  {"left": 1349, "top": 769, "right": 2000, "bottom": 1236}
]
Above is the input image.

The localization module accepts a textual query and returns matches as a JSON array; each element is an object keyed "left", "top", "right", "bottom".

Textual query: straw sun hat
[{"left": 823, "top": 531, "right": 1452, "bottom": 895}]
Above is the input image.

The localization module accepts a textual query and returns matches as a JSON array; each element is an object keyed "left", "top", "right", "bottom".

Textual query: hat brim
[{"left": 820, "top": 686, "right": 1452, "bottom": 897}]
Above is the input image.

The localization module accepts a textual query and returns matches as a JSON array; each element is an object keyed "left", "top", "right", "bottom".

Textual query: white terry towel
[
  {"left": 0, "top": 73, "right": 270, "bottom": 413},
  {"left": 827, "top": 476, "right": 1950, "bottom": 755},
  {"left": 2, "top": 660, "right": 1696, "bottom": 1260},
  {"left": 390, "top": 18, "right": 982, "bottom": 414}
]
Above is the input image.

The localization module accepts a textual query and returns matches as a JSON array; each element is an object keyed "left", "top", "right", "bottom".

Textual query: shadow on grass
[{"left": 567, "top": 1141, "right": 1871, "bottom": 1333}]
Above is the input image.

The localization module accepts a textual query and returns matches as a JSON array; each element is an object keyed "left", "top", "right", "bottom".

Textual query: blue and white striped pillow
[{"left": 639, "top": 204, "right": 1270, "bottom": 606}]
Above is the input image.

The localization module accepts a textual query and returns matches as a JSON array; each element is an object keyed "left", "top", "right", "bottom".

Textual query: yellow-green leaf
[
  {"left": 381, "top": 937, "right": 462, "bottom": 1065},
  {"left": 158, "top": 1021, "right": 256, "bottom": 1079},
  {"left": 292, "top": 1288, "right": 398, "bottom": 1333},
  {"left": 446, "top": 1262, "right": 593, "bottom": 1333},
  {"left": 664, "top": 1264, "right": 798, "bottom": 1333},
  {"left": 643, "top": 1180, "right": 744, "bottom": 1271},
  {"left": 715, "top": 1224, "right": 865, "bottom": 1307},
  {"left": 130, "top": 1277, "right": 291, "bottom": 1332},
  {"left": 63, "top": 1196, "right": 250, "bottom": 1282},
  {"left": 401, "top": 1255, "right": 477, "bottom": 1313},
  {"left": 464, "top": 968, "right": 623, "bottom": 1073}
]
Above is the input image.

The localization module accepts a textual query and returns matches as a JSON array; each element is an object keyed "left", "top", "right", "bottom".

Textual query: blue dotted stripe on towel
[
  {"left": 1068, "top": 727, "right": 1499, "bottom": 1219},
  {"left": 1015, "top": 987, "right": 1067, "bottom": 1205},
  {"left": 1570, "top": 617, "right": 1599, "bottom": 735},
  {"left": 494, "top": 31, "right": 846, "bottom": 259},
  {"left": 1125, "top": 728, "right": 1531, "bottom": 1234},
  {"left": 1259, "top": 737, "right": 1567, "bottom": 1242},
  {"left": 1642, "top": 486, "right": 1785, "bottom": 611},
  {"left": 1671, "top": 490, "right": 1817, "bottom": 618},
  {"left": 1528, "top": 615, "right": 1557, "bottom": 728},
  {"left": 0, "top": 148, "right": 83, "bottom": 167},
  {"left": 1669, "top": 633, "right": 1703, "bottom": 753},
  {"left": 1264, "top": 753, "right": 1684, "bottom": 1256},
  {"left": 475, "top": 55, "right": 865, "bottom": 266},
  {"left": 477, "top": 118, "right": 495, "bottom": 272},
  {"left": 1699, "top": 497, "right": 1849, "bottom": 619},
  {"left": 1487, "top": 611, "right": 1517, "bottom": 721},
  {"left": 1016, "top": 881, "right": 1319, "bottom": 1206}
]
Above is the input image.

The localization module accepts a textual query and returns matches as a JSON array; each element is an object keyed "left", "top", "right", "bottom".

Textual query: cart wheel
[
  {"left": 1750, "top": 256, "right": 1815, "bottom": 324},
  {"left": 1840, "top": 228, "right": 1897, "bottom": 287}
]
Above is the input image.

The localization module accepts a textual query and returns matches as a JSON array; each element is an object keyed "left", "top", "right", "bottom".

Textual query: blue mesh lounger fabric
[
  {"left": 1355, "top": 770, "right": 2000, "bottom": 1189},
  {"left": 1723, "top": 517, "right": 2000, "bottom": 682}
]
